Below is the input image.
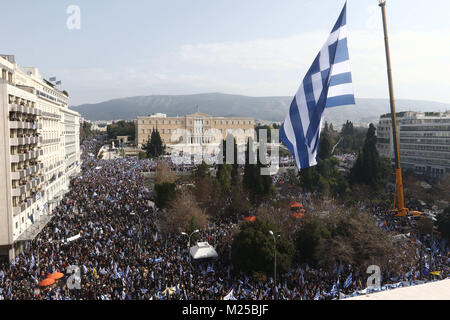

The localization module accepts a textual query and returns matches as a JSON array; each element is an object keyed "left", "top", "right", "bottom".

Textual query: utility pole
[
  {"left": 379, "top": 0, "right": 408, "bottom": 217},
  {"left": 269, "top": 230, "right": 278, "bottom": 293}
]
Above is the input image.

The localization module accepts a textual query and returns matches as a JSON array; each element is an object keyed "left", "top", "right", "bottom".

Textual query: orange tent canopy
[
  {"left": 47, "top": 272, "right": 64, "bottom": 280},
  {"left": 38, "top": 278, "right": 55, "bottom": 287},
  {"left": 290, "top": 202, "right": 303, "bottom": 208},
  {"left": 243, "top": 216, "right": 256, "bottom": 222}
]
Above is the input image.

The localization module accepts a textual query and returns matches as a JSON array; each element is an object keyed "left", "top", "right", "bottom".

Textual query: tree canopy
[
  {"left": 144, "top": 129, "right": 165, "bottom": 158},
  {"left": 232, "top": 220, "right": 295, "bottom": 277}
]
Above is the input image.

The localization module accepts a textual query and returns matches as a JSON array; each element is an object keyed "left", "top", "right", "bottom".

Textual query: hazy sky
[{"left": 1, "top": 0, "right": 449, "bottom": 106}]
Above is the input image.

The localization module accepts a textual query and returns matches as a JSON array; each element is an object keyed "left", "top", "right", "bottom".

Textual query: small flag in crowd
[
  {"left": 344, "top": 273, "right": 352, "bottom": 289},
  {"left": 280, "top": 2, "right": 355, "bottom": 170},
  {"left": 224, "top": 289, "right": 237, "bottom": 300}
]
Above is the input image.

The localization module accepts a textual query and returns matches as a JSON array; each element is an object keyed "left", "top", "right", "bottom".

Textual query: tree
[
  {"left": 107, "top": 120, "right": 135, "bottom": 141},
  {"left": 216, "top": 163, "right": 233, "bottom": 192},
  {"left": 232, "top": 220, "right": 295, "bottom": 277},
  {"left": 154, "top": 182, "right": 176, "bottom": 209},
  {"left": 299, "top": 166, "right": 320, "bottom": 192},
  {"left": 195, "top": 161, "right": 210, "bottom": 179},
  {"left": 417, "top": 217, "right": 434, "bottom": 235},
  {"left": 194, "top": 176, "right": 222, "bottom": 215},
  {"left": 160, "top": 189, "right": 209, "bottom": 234},
  {"left": 295, "top": 216, "right": 331, "bottom": 265},
  {"left": 350, "top": 124, "right": 390, "bottom": 191},
  {"left": 297, "top": 206, "right": 415, "bottom": 271},
  {"left": 318, "top": 130, "right": 333, "bottom": 160},
  {"left": 144, "top": 129, "right": 165, "bottom": 158},
  {"left": 80, "top": 121, "right": 94, "bottom": 142},
  {"left": 155, "top": 161, "right": 176, "bottom": 184},
  {"left": 243, "top": 138, "right": 276, "bottom": 202},
  {"left": 436, "top": 207, "right": 450, "bottom": 239},
  {"left": 228, "top": 182, "right": 251, "bottom": 217},
  {"left": 434, "top": 174, "right": 450, "bottom": 203}
]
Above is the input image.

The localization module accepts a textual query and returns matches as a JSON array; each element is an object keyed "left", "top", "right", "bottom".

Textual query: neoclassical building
[
  {"left": 0, "top": 55, "right": 81, "bottom": 261},
  {"left": 136, "top": 112, "right": 255, "bottom": 148}
]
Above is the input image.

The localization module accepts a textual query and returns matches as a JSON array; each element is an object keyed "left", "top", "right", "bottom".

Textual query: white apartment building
[
  {"left": 376, "top": 111, "right": 450, "bottom": 178},
  {"left": 0, "top": 55, "right": 81, "bottom": 261}
]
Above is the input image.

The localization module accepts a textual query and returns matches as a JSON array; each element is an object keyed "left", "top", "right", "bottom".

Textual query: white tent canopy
[{"left": 189, "top": 242, "right": 218, "bottom": 260}]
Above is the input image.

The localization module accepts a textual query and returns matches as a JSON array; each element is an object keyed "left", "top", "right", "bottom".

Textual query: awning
[
  {"left": 16, "top": 214, "right": 53, "bottom": 242},
  {"left": 189, "top": 242, "right": 218, "bottom": 260},
  {"left": 290, "top": 202, "right": 303, "bottom": 208}
]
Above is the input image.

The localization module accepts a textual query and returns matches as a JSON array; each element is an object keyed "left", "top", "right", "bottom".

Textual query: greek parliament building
[
  {"left": 135, "top": 112, "right": 255, "bottom": 149},
  {"left": 376, "top": 111, "right": 450, "bottom": 178},
  {"left": 0, "top": 55, "right": 81, "bottom": 261}
]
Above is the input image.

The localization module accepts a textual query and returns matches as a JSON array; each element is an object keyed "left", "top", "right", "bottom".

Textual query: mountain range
[{"left": 70, "top": 93, "right": 449, "bottom": 126}]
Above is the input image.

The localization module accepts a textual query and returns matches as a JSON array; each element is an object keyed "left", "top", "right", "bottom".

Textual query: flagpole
[{"left": 379, "top": 0, "right": 407, "bottom": 217}]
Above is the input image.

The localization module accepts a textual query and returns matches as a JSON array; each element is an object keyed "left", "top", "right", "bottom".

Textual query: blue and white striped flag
[
  {"left": 344, "top": 273, "right": 352, "bottom": 289},
  {"left": 280, "top": 2, "right": 355, "bottom": 170}
]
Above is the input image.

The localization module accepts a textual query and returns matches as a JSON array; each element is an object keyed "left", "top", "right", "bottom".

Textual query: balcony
[
  {"left": 10, "top": 136, "right": 40, "bottom": 146},
  {"left": 10, "top": 149, "right": 43, "bottom": 163},
  {"left": 12, "top": 185, "right": 26, "bottom": 197},
  {"left": 9, "top": 121, "right": 37, "bottom": 130},
  {"left": 13, "top": 203, "right": 27, "bottom": 216},
  {"left": 9, "top": 104, "right": 41, "bottom": 116},
  {"left": 11, "top": 163, "right": 44, "bottom": 180},
  {"left": 9, "top": 104, "right": 25, "bottom": 113},
  {"left": 12, "top": 175, "right": 45, "bottom": 196}
]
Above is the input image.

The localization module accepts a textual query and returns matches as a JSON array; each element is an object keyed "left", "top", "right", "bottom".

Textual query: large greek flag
[{"left": 280, "top": 2, "right": 355, "bottom": 170}]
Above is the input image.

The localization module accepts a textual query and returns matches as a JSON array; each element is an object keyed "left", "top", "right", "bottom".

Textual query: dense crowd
[{"left": 0, "top": 137, "right": 448, "bottom": 300}]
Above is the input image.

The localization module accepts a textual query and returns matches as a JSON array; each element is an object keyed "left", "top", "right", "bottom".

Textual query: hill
[{"left": 70, "top": 93, "right": 449, "bottom": 126}]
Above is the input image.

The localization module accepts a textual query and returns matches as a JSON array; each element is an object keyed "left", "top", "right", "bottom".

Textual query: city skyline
[{"left": 1, "top": 0, "right": 450, "bottom": 106}]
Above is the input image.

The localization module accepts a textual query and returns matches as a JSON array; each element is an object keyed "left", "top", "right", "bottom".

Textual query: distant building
[
  {"left": 0, "top": 55, "right": 81, "bottom": 261},
  {"left": 136, "top": 112, "right": 255, "bottom": 148},
  {"left": 376, "top": 111, "right": 450, "bottom": 178}
]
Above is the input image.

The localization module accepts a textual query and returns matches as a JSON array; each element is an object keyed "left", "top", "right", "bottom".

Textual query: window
[{"left": 149, "top": 120, "right": 152, "bottom": 124}]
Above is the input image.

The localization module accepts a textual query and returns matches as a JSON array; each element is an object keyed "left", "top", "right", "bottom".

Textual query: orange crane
[{"left": 379, "top": 1, "right": 422, "bottom": 218}]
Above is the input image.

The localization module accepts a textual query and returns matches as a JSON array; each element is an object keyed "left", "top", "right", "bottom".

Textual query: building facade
[
  {"left": 376, "top": 111, "right": 450, "bottom": 178},
  {"left": 0, "top": 55, "right": 81, "bottom": 261},
  {"left": 136, "top": 112, "right": 255, "bottom": 148}
]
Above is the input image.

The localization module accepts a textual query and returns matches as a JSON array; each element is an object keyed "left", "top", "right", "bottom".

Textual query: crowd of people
[{"left": 0, "top": 137, "right": 448, "bottom": 300}]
